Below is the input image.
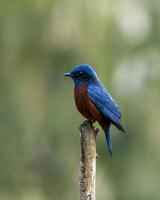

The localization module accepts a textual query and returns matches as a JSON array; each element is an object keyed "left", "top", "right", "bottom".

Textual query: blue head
[{"left": 64, "top": 64, "right": 99, "bottom": 85}]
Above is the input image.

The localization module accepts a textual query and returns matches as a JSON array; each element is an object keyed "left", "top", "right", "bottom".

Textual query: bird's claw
[
  {"left": 80, "top": 120, "right": 90, "bottom": 127},
  {"left": 90, "top": 120, "right": 96, "bottom": 125},
  {"left": 80, "top": 120, "right": 99, "bottom": 134},
  {"left": 80, "top": 119, "right": 94, "bottom": 127}
]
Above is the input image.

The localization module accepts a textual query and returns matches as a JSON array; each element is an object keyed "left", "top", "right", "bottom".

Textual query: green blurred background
[{"left": 0, "top": 0, "right": 160, "bottom": 199}]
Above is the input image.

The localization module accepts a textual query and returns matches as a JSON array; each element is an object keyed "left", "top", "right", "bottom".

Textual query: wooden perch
[{"left": 79, "top": 120, "right": 98, "bottom": 200}]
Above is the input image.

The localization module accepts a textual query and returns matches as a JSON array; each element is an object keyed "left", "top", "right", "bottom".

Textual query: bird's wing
[{"left": 88, "top": 82, "right": 122, "bottom": 127}]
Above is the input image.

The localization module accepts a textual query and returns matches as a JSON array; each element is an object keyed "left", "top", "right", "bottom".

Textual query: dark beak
[{"left": 64, "top": 72, "right": 73, "bottom": 77}]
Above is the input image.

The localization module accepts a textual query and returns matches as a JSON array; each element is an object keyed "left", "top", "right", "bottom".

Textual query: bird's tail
[
  {"left": 99, "top": 120, "right": 112, "bottom": 156},
  {"left": 105, "top": 125, "right": 112, "bottom": 156}
]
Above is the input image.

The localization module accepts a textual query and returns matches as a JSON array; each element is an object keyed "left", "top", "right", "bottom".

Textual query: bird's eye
[{"left": 79, "top": 71, "right": 84, "bottom": 75}]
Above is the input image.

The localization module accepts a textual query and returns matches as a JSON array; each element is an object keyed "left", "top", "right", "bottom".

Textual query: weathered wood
[{"left": 79, "top": 120, "right": 98, "bottom": 200}]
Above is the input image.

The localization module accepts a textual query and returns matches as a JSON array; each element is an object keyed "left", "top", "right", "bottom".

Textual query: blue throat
[
  {"left": 73, "top": 78, "right": 86, "bottom": 86},
  {"left": 73, "top": 77, "right": 98, "bottom": 86}
]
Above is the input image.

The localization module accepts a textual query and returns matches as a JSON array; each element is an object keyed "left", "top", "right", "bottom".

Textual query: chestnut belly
[{"left": 74, "top": 84, "right": 102, "bottom": 121}]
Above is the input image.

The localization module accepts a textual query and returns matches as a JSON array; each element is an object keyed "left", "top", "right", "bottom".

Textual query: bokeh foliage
[{"left": 0, "top": 0, "right": 160, "bottom": 199}]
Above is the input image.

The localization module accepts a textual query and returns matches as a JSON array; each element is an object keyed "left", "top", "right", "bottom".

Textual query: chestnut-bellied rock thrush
[{"left": 64, "top": 64, "right": 124, "bottom": 156}]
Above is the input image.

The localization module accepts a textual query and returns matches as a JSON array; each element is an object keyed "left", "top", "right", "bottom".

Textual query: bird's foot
[
  {"left": 79, "top": 120, "right": 90, "bottom": 130},
  {"left": 80, "top": 119, "right": 95, "bottom": 127},
  {"left": 90, "top": 120, "right": 96, "bottom": 125},
  {"left": 80, "top": 120, "right": 99, "bottom": 135},
  {"left": 80, "top": 120, "right": 90, "bottom": 127}
]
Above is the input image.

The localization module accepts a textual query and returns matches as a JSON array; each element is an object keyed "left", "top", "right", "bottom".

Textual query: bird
[{"left": 64, "top": 64, "right": 124, "bottom": 156}]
